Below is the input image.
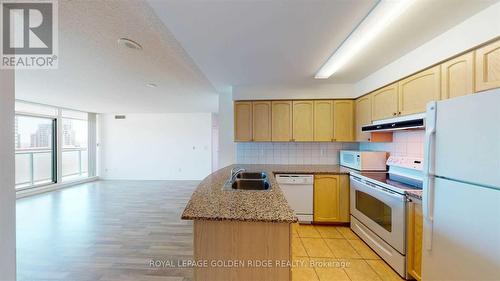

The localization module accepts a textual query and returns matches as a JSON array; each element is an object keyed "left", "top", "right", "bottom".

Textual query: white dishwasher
[{"left": 276, "top": 174, "right": 314, "bottom": 223}]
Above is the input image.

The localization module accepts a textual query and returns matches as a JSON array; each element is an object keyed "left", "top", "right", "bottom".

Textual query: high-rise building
[
  {"left": 30, "top": 124, "right": 52, "bottom": 148},
  {"left": 63, "top": 121, "right": 76, "bottom": 147}
]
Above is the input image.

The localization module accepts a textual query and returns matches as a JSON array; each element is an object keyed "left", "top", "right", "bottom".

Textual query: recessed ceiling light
[
  {"left": 146, "top": 83, "right": 158, "bottom": 88},
  {"left": 117, "top": 38, "right": 143, "bottom": 50},
  {"left": 315, "top": 0, "right": 415, "bottom": 79}
]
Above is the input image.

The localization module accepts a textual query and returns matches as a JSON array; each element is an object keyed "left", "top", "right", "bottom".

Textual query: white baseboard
[{"left": 16, "top": 176, "right": 99, "bottom": 199}]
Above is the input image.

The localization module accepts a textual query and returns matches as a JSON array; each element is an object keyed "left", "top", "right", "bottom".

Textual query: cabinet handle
[
  {"left": 368, "top": 138, "right": 371, "bottom": 142},
  {"left": 398, "top": 112, "right": 401, "bottom": 115},
  {"left": 393, "top": 112, "right": 397, "bottom": 116}
]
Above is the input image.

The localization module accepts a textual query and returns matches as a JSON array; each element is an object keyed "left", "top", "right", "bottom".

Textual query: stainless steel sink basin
[
  {"left": 236, "top": 172, "right": 268, "bottom": 180},
  {"left": 231, "top": 179, "right": 270, "bottom": 190},
  {"left": 223, "top": 169, "right": 271, "bottom": 191}
]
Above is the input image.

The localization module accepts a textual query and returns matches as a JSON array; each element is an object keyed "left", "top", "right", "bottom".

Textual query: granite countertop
[
  {"left": 406, "top": 189, "right": 423, "bottom": 200},
  {"left": 181, "top": 164, "right": 351, "bottom": 223}
]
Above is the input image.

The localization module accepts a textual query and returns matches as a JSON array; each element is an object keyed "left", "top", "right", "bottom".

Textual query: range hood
[{"left": 362, "top": 113, "right": 425, "bottom": 132}]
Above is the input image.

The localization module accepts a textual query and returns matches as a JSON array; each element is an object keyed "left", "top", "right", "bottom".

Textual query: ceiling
[
  {"left": 15, "top": 0, "right": 498, "bottom": 113},
  {"left": 16, "top": 0, "right": 218, "bottom": 113},
  {"left": 148, "top": 0, "right": 497, "bottom": 92},
  {"left": 148, "top": 0, "right": 377, "bottom": 91}
]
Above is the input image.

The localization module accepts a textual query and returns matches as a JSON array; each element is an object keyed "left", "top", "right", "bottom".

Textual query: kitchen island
[{"left": 182, "top": 164, "right": 350, "bottom": 281}]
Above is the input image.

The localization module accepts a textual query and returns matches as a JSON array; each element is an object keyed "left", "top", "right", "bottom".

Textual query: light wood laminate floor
[
  {"left": 17, "top": 180, "right": 198, "bottom": 281},
  {"left": 17, "top": 180, "right": 404, "bottom": 281}
]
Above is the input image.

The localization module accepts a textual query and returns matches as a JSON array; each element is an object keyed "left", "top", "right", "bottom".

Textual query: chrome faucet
[{"left": 229, "top": 167, "right": 246, "bottom": 182}]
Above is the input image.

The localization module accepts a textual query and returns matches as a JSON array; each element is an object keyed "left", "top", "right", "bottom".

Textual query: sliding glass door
[
  {"left": 15, "top": 115, "right": 56, "bottom": 190},
  {"left": 14, "top": 101, "right": 94, "bottom": 191}
]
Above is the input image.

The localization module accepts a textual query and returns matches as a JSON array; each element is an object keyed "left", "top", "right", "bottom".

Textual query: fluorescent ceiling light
[{"left": 315, "top": 0, "right": 415, "bottom": 79}]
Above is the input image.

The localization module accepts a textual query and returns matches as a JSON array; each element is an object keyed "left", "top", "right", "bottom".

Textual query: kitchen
[
  {"left": 2, "top": 1, "right": 500, "bottom": 281},
  {"left": 182, "top": 35, "right": 500, "bottom": 280}
]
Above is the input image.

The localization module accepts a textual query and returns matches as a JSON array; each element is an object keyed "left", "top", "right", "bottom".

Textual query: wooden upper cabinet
[
  {"left": 355, "top": 95, "right": 372, "bottom": 142},
  {"left": 333, "top": 100, "right": 354, "bottom": 142},
  {"left": 475, "top": 39, "right": 500, "bottom": 92},
  {"left": 272, "top": 101, "right": 293, "bottom": 142},
  {"left": 234, "top": 101, "right": 252, "bottom": 141},
  {"left": 371, "top": 83, "right": 398, "bottom": 121},
  {"left": 314, "top": 175, "right": 349, "bottom": 223},
  {"left": 292, "top": 100, "right": 314, "bottom": 142},
  {"left": 398, "top": 65, "right": 441, "bottom": 116},
  {"left": 313, "top": 100, "right": 334, "bottom": 142},
  {"left": 252, "top": 101, "right": 272, "bottom": 141},
  {"left": 441, "top": 52, "right": 474, "bottom": 99}
]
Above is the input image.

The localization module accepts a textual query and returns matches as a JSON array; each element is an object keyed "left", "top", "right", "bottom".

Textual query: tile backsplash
[
  {"left": 360, "top": 130, "right": 425, "bottom": 158},
  {"left": 236, "top": 131, "right": 424, "bottom": 165},
  {"left": 236, "top": 142, "right": 359, "bottom": 165}
]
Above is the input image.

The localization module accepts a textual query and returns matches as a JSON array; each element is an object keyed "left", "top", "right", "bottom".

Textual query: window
[
  {"left": 15, "top": 115, "right": 56, "bottom": 189},
  {"left": 62, "top": 117, "right": 88, "bottom": 181},
  {"left": 14, "top": 101, "right": 94, "bottom": 190}
]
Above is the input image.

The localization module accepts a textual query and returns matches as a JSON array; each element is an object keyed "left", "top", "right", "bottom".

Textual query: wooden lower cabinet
[
  {"left": 407, "top": 199, "right": 423, "bottom": 281},
  {"left": 313, "top": 175, "right": 349, "bottom": 223},
  {"left": 193, "top": 220, "right": 291, "bottom": 281}
]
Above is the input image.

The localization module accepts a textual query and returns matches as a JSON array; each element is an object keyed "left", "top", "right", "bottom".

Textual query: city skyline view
[{"left": 15, "top": 116, "right": 88, "bottom": 149}]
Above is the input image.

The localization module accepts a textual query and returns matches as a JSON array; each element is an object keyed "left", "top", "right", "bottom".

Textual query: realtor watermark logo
[{"left": 1, "top": 0, "right": 58, "bottom": 69}]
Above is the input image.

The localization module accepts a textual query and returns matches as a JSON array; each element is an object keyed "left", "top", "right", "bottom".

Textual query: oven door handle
[{"left": 364, "top": 181, "right": 405, "bottom": 201}]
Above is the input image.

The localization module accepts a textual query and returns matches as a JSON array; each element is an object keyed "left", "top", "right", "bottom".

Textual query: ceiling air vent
[{"left": 114, "top": 115, "right": 126, "bottom": 120}]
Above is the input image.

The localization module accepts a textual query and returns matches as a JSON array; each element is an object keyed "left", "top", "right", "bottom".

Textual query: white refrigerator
[{"left": 422, "top": 89, "right": 500, "bottom": 280}]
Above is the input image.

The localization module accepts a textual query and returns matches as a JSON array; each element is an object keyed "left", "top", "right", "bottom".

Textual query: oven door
[{"left": 350, "top": 175, "right": 406, "bottom": 254}]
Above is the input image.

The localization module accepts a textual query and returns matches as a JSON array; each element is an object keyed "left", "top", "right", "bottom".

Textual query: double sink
[{"left": 223, "top": 170, "right": 271, "bottom": 191}]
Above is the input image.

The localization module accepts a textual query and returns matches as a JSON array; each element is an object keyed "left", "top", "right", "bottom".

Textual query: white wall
[
  {"left": 233, "top": 83, "right": 354, "bottom": 100},
  {"left": 0, "top": 70, "right": 16, "bottom": 281},
  {"left": 355, "top": 2, "right": 500, "bottom": 96},
  {"left": 217, "top": 91, "right": 236, "bottom": 168},
  {"left": 99, "top": 113, "right": 212, "bottom": 180}
]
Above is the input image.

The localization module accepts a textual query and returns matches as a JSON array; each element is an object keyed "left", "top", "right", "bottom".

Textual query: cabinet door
[
  {"left": 475, "top": 39, "right": 500, "bottom": 92},
  {"left": 252, "top": 101, "right": 272, "bottom": 141},
  {"left": 333, "top": 100, "right": 354, "bottom": 142},
  {"left": 292, "top": 100, "right": 314, "bottom": 142},
  {"left": 441, "top": 52, "right": 474, "bottom": 99},
  {"left": 407, "top": 201, "right": 423, "bottom": 281},
  {"left": 355, "top": 95, "right": 372, "bottom": 142},
  {"left": 313, "top": 100, "right": 334, "bottom": 142},
  {"left": 272, "top": 101, "right": 292, "bottom": 142},
  {"left": 371, "top": 83, "right": 398, "bottom": 121},
  {"left": 314, "top": 175, "right": 349, "bottom": 223},
  {"left": 234, "top": 101, "right": 252, "bottom": 141},
  {"left": 398, "top": 65, "right": 441, "bottom": 116}
]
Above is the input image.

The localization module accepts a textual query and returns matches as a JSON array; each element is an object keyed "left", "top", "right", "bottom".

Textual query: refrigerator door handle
[{"left": 423, "top": 102, "right": 437, "bottom": 251}]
